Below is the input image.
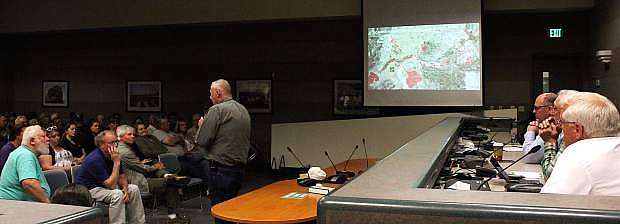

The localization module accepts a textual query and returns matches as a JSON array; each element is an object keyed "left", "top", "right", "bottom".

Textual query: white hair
[
  {"left": 555, "top": 89, "right": 579, "bottom": 108},
  {"left": 21, "top": 125, "right": 42, "bottom": 146},
  {"left": 116, "top": 125, "right": 134, "bottom": 138},
  {"left": 562, "top": 93, "right": 620, "bottom": 138}
]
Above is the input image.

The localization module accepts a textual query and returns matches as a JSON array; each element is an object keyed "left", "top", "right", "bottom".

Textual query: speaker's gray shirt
[{"left": 196, "top": 98, "right": 251, "bottom": 166}]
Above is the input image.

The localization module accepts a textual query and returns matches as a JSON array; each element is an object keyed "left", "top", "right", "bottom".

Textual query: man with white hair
[
  {"left": 197, "top": 79, "right": 251, "bottom": 224},
  {"left": 538, "top": 90, "right": 579, "bottom": 179},
  {"left": 0, "top": 125, "right": 51, "bottom": 203},
  {"left": 541, "top": 93, "right": 620, "bottom": 195}
]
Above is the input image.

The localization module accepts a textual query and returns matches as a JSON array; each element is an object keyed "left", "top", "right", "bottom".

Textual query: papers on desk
[
  {"left": 503, "top": 144, "right": 523, "bottom": 152},
  {"left": 281, "top": 192, "right": 308, "bottom": 199},
  {"left": 509, "top": 171, "right": 543, "bottom": 180},
  {"left": 447, "top": 181, "right": 471, "bottom": 191}
]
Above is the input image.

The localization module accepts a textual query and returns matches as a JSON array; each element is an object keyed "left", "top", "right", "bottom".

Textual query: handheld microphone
[
  {"left": 323, "top": 151, "right": 347, "bottom": 184},
  {"left": 362, "top": 138, "right": 369, "bottom": 169},
  {"left": 340, "top": 145, "right": 358, "bottom": 178},
  {"left": 476, "top": 145, "right": 542, "bottom": 190},
  {"left": 287, "top": 146, "right": 307, "bottom": 168}
]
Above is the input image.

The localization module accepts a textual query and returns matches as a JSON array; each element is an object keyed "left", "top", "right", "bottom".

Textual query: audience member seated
[
  {"left": 0, "top": 125, "right": 51, "bottom": 203},
  {"left": 541, "top": 93, "right": 620, "bottom": 195},
  {"left": 14, "top": 115, "right": 28, "bottom": 127},
  {"left": 0, "top": 114, "right": 9, "bottom": 147},
  {"left": 74, "top": 130, "right": 145, "bottom": 224},
  {"left": 116, "top": 125, "right": 190, "bottom": 223},
  {"left": 39, "top": 128, "right": 73, "bottom": 171},
  {"left": 134, "top": 123, "right": 168, "bottom": 160},
  {"left": 151, "top": 117, "right": 208, "bottom": 180},
  {"left": 59, "top": 122, "right": 86, "bottom": 163},
  {"left": 0, "top": 125, "right": 25, "bottom": 173},
  {"left": 80, "top": 119, "right": 100, "bottom": 156},
  {"left": 522, "top": 92, "right": 557, "bottom": 164},
  {"left": 51, "top": 183, "right": 93, "bottom": 207}
]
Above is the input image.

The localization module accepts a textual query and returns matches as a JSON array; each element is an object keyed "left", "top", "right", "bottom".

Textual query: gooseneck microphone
[
  {"left": 324, "top": 151, "right": 338, "bottom": 172},
  {"left": 476, "top": 145, "right": 542, "bottom": 190},
  {"left": 362, "top": 138, "right": 369, "bottom": 169},
  {"left": 339, "top": 145, "right": 359, "bottom": 177},
  {"left": 287, "top": 146, "right": 307, "bottom": 168},
  {"left": 324, "top": 151, "right": 348, "bottom": 184}
]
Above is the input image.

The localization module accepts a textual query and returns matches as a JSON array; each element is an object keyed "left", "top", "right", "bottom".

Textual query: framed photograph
[
  {"left": 235, "top": 80, "right": 272, "bottom": 113},
  {"left": 127, "top": 81, "right": 162, "bottom": 112},
  {"left": 333, "top": 80, "right": 380, "bottom": 115},
  {"left": 42, "top": 81, "right": 69, "bottom": 107}
]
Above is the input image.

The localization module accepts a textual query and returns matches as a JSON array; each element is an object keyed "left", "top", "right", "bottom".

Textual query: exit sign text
[{"left": 549, "top": 28, "right": 562, "bottom": 38}]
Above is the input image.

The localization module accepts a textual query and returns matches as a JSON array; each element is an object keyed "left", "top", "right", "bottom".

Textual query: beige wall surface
[{"left": 271, "top": 112, "right": 472, "bottom": 169}]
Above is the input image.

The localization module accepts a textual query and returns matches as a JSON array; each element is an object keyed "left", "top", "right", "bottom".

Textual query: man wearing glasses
[
  {"left": 523, "top": 93, "right": 557, "bottom": 164},
  {"left": 540, "top": 93, "right": 620, "bottom": 195},
  {"left": 538, "top": 90, "right": 579, "bottom": 179},
  {"left": 74, "top": 130, "right": 145, "bottom": 224}
]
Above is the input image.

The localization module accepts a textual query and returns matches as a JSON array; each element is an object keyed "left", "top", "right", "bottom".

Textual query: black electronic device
[
  {"left": 505, "top": 183, "right": 543, "bottom": 193},
  {"left": 475, "top": 167, "right": 497, "bottom": 178},
  {"left": 476, "top": 145, "right": 542, "bottom": 190},
  {"left": 297, "top": 178, "right": 319, "bottom": 187},
  {"left": 339, "top": 145, "right": 359, "bottom": 178},
  {"left": 462, "top": 155, "right": 484, "bottom": 169},
  {"left": 323, "top": 151, "right": 348, "bottom": 184}
]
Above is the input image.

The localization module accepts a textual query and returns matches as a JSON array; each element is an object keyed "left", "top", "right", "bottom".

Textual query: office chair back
[
  {"left": 70, "top": 165, "right": 81, "bottom": 183},
  {"left": 44, "top": 169, "right": 70, "bottom": 196}
]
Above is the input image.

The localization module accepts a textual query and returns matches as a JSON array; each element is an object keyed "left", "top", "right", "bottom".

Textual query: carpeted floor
[{"left": 145, "top": 169, "right": 275, "bottom": 224}]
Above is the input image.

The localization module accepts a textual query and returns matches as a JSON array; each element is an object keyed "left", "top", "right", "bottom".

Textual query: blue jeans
[{"left": 208, "top": 163, "right": 244, "bottom": 224}]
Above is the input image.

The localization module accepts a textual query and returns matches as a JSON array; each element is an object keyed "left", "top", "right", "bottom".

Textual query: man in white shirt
[{"left": 541, "top": 93, "right": 620, "bottom": 195}]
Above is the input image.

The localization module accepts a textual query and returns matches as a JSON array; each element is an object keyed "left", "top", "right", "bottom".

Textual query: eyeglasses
[
  {"left": 561, "top": 121, "right": 579, "bottom": 127},
  {"left": 45, "top": 126, "right": 58, "bottom": 132},
  {"left": 534, "top": 105, "right": 554, "bottom": 110}
]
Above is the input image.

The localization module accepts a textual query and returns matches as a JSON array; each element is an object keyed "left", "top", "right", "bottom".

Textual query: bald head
[
  {"left": 533, "top": 93, "right": 557, "bottom": 121},
  {"left": 210, "top": 79, "right": 232, "bottom": 105}
]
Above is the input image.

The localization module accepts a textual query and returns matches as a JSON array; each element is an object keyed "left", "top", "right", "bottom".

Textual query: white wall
[{"left": 271, "top": 109, "right": 518, "bottom": 169}]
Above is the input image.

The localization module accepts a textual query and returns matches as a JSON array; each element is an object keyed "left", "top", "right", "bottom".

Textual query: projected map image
[{"left": 367, "top": 23, "right": 480, "bottom": 90}]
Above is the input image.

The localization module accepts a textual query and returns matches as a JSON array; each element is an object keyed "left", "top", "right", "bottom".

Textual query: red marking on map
[
  {"left": 368, "top": 72, "right": 379, "bottom": 85},
  {"left": 406, "top": 70, "right": 422, "bottom": 88}
]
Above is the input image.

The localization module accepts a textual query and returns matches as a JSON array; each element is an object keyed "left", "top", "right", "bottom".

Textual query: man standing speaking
[{"left": 196, "top": 79, "right": 250, "bottom": 223}]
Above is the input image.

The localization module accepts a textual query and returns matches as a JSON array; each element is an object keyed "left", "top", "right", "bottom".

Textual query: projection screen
[{"left": 363, "top": 0, "right": 483, "bottom": 106}]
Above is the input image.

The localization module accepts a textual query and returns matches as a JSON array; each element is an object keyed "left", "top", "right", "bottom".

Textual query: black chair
[
  {"left": 44, "top": 169, "right": 69, "bottom": 196},
  {"left": 158, "top": 153, "right": 206, "bottom": 210}
]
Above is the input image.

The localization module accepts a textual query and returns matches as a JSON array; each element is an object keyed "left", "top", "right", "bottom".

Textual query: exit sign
[{"left": 549, "top": 28, "right": 562, "bottom": 38}]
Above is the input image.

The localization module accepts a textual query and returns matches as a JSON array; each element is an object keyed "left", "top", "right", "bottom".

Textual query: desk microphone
[
  {"left": 324, "top": 151, "right": 347, "bottom": 184},
  {"left": 476, "top": 145, "right": 541, "bottom": 190},
  {"left": 287, "top": 146, "right": 307, "bottom": 168},
  {"left": 340, "top": 145, "right": 358, "bottom": 178},
  {"left": 362, "top": 138, "right": 369, "bottom": 169}
]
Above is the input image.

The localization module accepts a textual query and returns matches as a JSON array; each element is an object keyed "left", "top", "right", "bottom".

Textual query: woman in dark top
[
  {"left": 59, "top": 122, "right": 86, "bottom": 163},
  {"left": 79, "top": 119, "right": 99, "bottom": 155}
]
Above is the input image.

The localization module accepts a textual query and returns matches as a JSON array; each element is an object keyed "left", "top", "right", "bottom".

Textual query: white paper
[{"left": 448, "top": 181, "right": 471, "bottom": 191}]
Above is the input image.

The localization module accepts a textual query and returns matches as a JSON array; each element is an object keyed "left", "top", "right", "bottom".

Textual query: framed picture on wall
[
  {"left": 126, "top": 81, "right": 162, "bottom": 112},
  {"left": 333, "top": 80, "right": 380, "bottom": 115},
  {"left": 42, "top": 80, "right": 69, "bottom": 107},
  {"left": 235, "top": 80, "right": 272, "bottom": 113}
]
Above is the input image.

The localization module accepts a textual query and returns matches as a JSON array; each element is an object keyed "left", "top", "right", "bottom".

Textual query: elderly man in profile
[
  {"left": 74, "top": 130, "right": 145, "bottom": 224},
  {"left": 0, "top": 125, "right": 51, "bottom": 203},
  {"left": 541, "top": 93, "right": 620, "bottom": 195},
  {"left": 522, "top": 92, "right": 557, "bottom": 164},
  {"left": 538, "top": 90, "right": 579, "bottom": 179}
]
